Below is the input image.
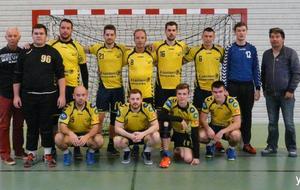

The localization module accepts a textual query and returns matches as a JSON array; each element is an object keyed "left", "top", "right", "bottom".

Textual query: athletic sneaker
[
  {"left": 44, "top": 154, "right": 56, "bottom": 167},
  {"left": 15, "top": 152, "right": 28, "bottom": 160},
  {"left": 121, "top": 151, "right": 131, "bottom": 164},
  {"left": 74, "top": 147, "right": 83, "bottom": 160},
  {"left": 24, "top": 153, "right": 38, "bottom": 168},
  {"left": 243, "top": 144, "right": 257, "bottom": 154},
  {"left": 205, "top": 144, "right": 215, "bottom": 158},
  {"left": 63, "top": 152, "right": 72, "bottom": 166},
  {"left": 159, "top": 156, "right": 171, "bottom": 168},
  {"left": 226, "top": 148, "right": 236, "bottom": 161},
  {"left": 107, "top": 143, "right": 120, "bottom": 156},
  {"left": 142, "top": 152, "right": 153, "bottom": 165},
  {"left": 215, "top": 141, "right": 225, "bottom": 153},
  {"left": 261, "top": 145, "right": 277, "bottom": 156},
  {"left": 288, "top": 150, "right": 297, "bottom": 158},
  {"left": 2, "top": 157, "right": 16, "bottom": 165},
  {"left": 86, "top": 150, "right": 95, "bottom": 165}
]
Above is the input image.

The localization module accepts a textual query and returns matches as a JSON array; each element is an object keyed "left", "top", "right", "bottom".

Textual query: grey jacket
[{"left": 261, "top": 45, "right": 300, "bottom": 96}]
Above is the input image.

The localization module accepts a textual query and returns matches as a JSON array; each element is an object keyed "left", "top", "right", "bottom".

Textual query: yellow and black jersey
[
  {"left": 58, "top": 101, "right": 99, "bottom": 133},
  {"left": 89, "top": 43, "right": 126, "bottom": 89},
  {"left": 163, "top": 96, "right": 199, "bottom": 133},
  {"left": 202, "top": 95, "right": 240, "bottom": 127},
  {"left": 48, "top": 39, "right": 87, "bottom": 87},
  {"left": 116, "top": 102, "right": 157, "bottom": 132},
  {"left": 185, "top": 44, "right": 224, "bottom": 91},
  {"left": 124, "top": 48, "right": 156, "bottom": 99},
  {"left": 153, "top": 40, "right": 189, "bottom": 89}
]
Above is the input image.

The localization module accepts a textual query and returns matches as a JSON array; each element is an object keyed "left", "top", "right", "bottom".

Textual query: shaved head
[
  {"left": 74, "top": 85, "right": 87, "bottom": 95},
  {"left": 5, "top": 27, "right": 21, "bottom": 49}
]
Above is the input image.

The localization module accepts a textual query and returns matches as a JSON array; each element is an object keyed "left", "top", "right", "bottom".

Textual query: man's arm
[
  {"left": 219, "top": 115, "right": 241, "bottom": 134},
  {"left": 59, "top": 122, "right": 79, "bottom": 146},
  {"left": 79, "top": 64, "right": 89, "bottom": 89},
  {"left": 57, "top": 78, "right": 66, "bottom": 108},
  {"left": 114, "top": 121, "right": 134, "bottom": 140}
]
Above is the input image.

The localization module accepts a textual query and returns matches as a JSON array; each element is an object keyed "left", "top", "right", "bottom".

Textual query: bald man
[
  {"left": 55, "top": 86, "right": 104, "bottom": 165},
  {"left": 0, "top": 27, "right": 25, "bottom": 165}
]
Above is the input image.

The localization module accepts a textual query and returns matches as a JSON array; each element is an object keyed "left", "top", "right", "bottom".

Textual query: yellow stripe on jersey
[
  {"left": 185, "top": 44, "right": 224, "bottom": 91},
  {"left": 48, "top": 39, "right": 87, "bottom": 87},
  {"left": 202, "top": 95, "right": 240, "bottom": 127},
  {"left": 153, "top": 40, "right": 189, "bottom": 89},
  {"left": 124, "top": 48, "right": 156, "bottom": 99},
  {"left": 89, "top": 43, "right": 126, "bottom": 89},
  {"left": 58, "top": 101, "right": 99, "bottom": 133},
  {"left": 163, "top": 96, "right": 199, "bottom": 133},
  {"left": 116, "top": 102, "right": 157, "bottom": 131}
]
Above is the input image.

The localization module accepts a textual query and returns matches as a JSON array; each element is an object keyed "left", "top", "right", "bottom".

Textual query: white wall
[{"left": 1, "top": 0, "right": 300, "bottom": 123}]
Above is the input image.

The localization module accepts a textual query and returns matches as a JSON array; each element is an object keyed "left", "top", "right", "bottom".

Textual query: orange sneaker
[
  {"left": 159, "top": 156, "right": 171, "bottom": 168},
  {"left": 215, "top": 141, "right": 225, "bottom": 153},
  {"left": 243, "top": 144, "right": 257, "bottom": 154},
  {"left": 44, "top": 154, "right": 56, "bottom": 167}
]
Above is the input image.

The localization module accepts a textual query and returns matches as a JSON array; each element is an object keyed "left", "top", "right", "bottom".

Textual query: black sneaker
[
  {"left": 74, "top": 147, "right": 83, "bottom": 160},
  {"left": 142, "top": 152, "right": 153, "bottom": 165},
  {"left": 288, "top": 150, "right": 297, "bottom": 157},
  {"left": 107, "top": 143, "right": 120, "bottom": 156},
  {"left": 261, "top": 145, "right": 277, "bottom": 156},
  {"left": 121, "top": 151, "right": 131, "bottom": 164}
]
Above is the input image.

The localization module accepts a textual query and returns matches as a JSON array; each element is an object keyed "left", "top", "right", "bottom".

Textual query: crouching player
[
  {"left": 199, "top": 81, "right": 241, "bottom": 160},
  {"left": 159, "top": 83, "right": 200, "bottom": 168},
  {"left": 114, "top": 89, "right": 160, "bottom": 165},
  {"left": 55, "top": 86, "right": 104, "bottom": 165}
]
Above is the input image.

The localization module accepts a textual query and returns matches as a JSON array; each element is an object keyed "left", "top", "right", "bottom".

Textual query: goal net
[{"left": 33, "top": 8, "right": 246, "bottom": 131}]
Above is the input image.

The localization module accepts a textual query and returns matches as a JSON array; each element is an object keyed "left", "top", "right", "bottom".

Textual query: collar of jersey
[
  {"left": 58, "top": 38, "right": 74, "bottom": 44},
  {"left": 164, "top": 40, "right": 179, "bottom": 46}
]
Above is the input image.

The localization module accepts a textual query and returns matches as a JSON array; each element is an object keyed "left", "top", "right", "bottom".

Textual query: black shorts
[
  {"left": 193, "top": 87, "right": 211, "bottom": 110},
  {"left": 172, "top": 131, "right": 193, "bottom": 149},
  {"left": 96, "top": 85, "right": 124, "bottom": 112},
  {"left": 209, "top": 124, "right": 229, "bottom": 141},
  {"left": 155, "top": 85, "right": 176, "bottom": 109}
]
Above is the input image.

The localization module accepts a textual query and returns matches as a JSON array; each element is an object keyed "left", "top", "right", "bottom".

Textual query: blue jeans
[{"left": 265, "top": 95, "right": 296, "bottom": 151}]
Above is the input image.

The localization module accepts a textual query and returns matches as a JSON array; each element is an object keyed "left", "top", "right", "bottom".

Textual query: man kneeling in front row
[
  {"left": 55, "top": 86, "right": 104, "bottom": 165},
  {"left": 199, "top": 81, "right": 241, "bottom": 160},
  {"left": 114, "top": 89, "right": 160, "bottom": 165}
]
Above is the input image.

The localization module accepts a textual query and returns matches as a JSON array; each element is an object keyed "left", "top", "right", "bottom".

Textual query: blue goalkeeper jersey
[{"left": 221, "top": 42, "right": 261, "bottom": 90}]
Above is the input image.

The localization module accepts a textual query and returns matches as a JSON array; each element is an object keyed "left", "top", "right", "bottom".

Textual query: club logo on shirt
[
  {"left": 130, "top": 59, "right": 134, "bottom": 65},
  {"left": 245, "top": 51, "right": 252, "bottom": 59},
  {"left": 160, "top": 51, "right": 165, "bottom": 57},
  {"left": 233, "top": 102, "right": 238, "bottom": 108},
  {"left": 59, "top": 112, "right": 68, "bottom": 120}
]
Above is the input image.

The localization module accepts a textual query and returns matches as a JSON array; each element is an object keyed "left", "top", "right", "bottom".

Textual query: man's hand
[
  {"left": 78, "top": 134, "right": 90, "bottom": 146},
  {"left": 132, "top": 132, "right": 145, "bottom": 143},
  {"left": 190, "top": 158, "right": 200, "bottom": 165},
  {"left": 57, "top": 95, "right": 66, "bottom": 109},
  {"left": 254, "top": 90, "right": 260, "bottom": 101},
  {"left": 69, "top": 132, "right": 79, "bottom": 146},
  {"left": 285, "top": 91, "right": 294, "bottom": 99},
  {"left": 205, "top": 127, "right": 215, "bottom": 139},
  {"left": 214, "top": 130, "right": 225, "bottom": 142},
  {"left": 181, "top": 120, "right": 188, "bottom": 131},
  {"left": 13, "top": 96, "right": 22, "bottom": 108}
]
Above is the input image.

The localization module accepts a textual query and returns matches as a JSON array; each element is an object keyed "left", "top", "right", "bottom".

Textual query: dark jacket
[{"left": 261, "top": 45, "right": 300, "bottom": 96}]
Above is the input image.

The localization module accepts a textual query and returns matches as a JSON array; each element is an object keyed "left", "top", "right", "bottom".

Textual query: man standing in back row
[
  {"left": 221, "top": 22, "right": 261, "bottom": 154},
  {"left": 261, "top": 27, "right": 300, "bottom": 157}
]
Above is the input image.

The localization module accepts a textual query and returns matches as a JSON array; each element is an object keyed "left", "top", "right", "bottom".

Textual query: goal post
[{"left": 32, "top": 8, "right": 247, "bottom": 131}]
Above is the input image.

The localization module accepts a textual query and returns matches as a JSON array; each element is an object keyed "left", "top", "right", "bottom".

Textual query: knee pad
[{"left": 159, "top": 121, "right": 171, "bottom": 138}]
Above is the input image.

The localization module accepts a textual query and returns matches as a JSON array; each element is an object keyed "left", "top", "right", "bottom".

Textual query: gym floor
[{"left": 1, "top": 124, "right": 300, "bottom": 190}]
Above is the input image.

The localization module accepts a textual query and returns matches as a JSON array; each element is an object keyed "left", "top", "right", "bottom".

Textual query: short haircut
[
  {"left": 269, "top": 27, "right": 285, "bottom": 39},
  {"left": 32, "top": 24, "right": 47, "bottom": 35},
  {"left": 176, "top": 83, "right": 190, "bottom": 93},
  {"left": 129, "top": 89, "right": 143, "bottom": 97},
  {"left": 165, "top": 21, "right": 178, "bottom": 30},
  {"left": 211, "top": 81, "right": 226, "bottom": 90},
  {"left": 203, "top": 27, "right": 215, "bottom": 33},
  {"left": 133, "top": 29, "right": 147, "bottom": 37},
  {"left": 59, "top": 18, "right": 73, "bottom": 29},
  {"left": 103, "top": 24, "right": 116, "bottom": 34},
  {"left": 233, "top": 22, "right": 248, "bottom": 31}
]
